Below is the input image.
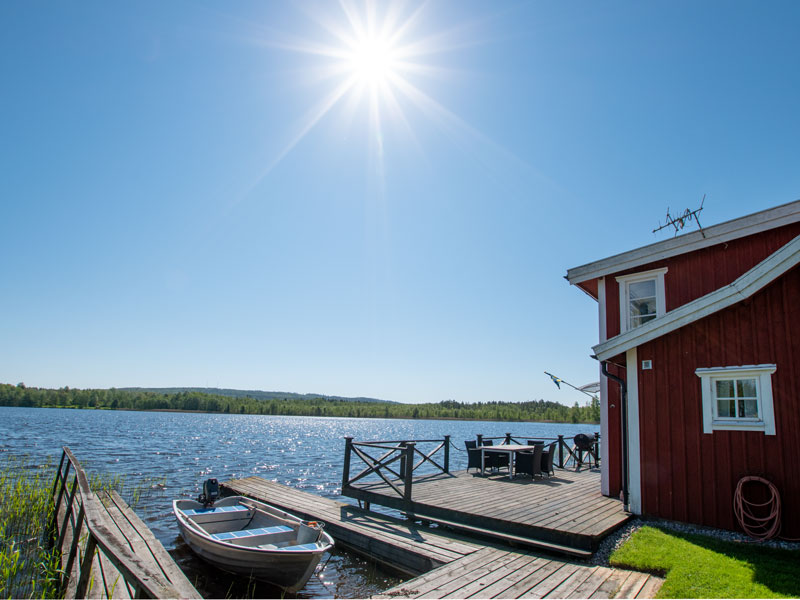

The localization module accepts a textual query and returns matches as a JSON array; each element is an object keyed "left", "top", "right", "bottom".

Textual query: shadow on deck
[{"left": 343, "top": 467, "right": 629, "bottom": 556}]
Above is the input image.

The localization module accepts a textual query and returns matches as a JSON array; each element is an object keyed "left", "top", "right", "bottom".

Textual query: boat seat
[
  {"left": 210, "top": 525, "right": 292, "bottom": 541},
  {"left": 257, "top": 541, "right": 320, "bottom": 551},
  {"left": 211, "top": 525, "right": 296, "bottom": 547},
  {"left": 281, "top": 543, "right": 320, "bottom": 551},
  {"left": 183, "top": 505, "right": 250, "bottom": 517}
]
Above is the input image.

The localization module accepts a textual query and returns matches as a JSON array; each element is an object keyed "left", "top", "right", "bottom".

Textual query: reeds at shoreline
[{"left": 0, "top": 456, "right": 60, "bottom": 599}]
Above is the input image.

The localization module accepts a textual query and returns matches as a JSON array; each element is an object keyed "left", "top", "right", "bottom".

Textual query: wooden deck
[
  {"left": 222, "top": 476, "right": 661, "bottom": 600},
  {"left": 375, "top": 546, "right": 663, "bottom": 599},
  {"left": 344, "top": 467, "right": 629, "bottom": 556}
]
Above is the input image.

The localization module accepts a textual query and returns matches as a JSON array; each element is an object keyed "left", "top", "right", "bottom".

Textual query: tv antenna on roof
[{"left": 653, "top": 195, "right": 706, "bottom": 238}]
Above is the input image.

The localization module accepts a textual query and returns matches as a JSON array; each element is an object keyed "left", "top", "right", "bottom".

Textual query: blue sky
[{"left": 2, "top": 1, "right": 799, "bottom": 404}]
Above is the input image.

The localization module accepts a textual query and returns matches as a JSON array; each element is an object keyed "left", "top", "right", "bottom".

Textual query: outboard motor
[{"left": 197, "top": 478, "right": 220, "bottom": 507}]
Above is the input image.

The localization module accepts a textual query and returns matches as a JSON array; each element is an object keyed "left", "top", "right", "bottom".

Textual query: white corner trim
[
  {"left": 597, "top": 277, "right": 609, "bottom": 496},
  {"left": 626, "top": 348, "right": 642, "bottom": 515},
  {"left": 593, "top": 234, "right": 800, "bottom": 361},
  {"left": 567, "top": 199, "right": 800, "bottom": 285},
  {"left": 695, "top": 365, "right": 777, "bottom": 435},
  {"left": 616, "top": 268, "right": 668, "bottom": 333}
]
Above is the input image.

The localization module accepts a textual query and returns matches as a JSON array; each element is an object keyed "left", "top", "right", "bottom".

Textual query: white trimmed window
[
  {"left": 695, "top": 365, "right": 777, "bottom": 435},
  {"left": 616, "top": 268, "right": 667, "bottom": 332}
]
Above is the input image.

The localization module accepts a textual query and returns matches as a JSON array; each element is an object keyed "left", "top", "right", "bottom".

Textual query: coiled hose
[{"left": 733, "top": 475, "right": 782, "bottom": 540}]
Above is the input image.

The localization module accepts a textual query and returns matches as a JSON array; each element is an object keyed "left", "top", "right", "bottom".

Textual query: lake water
[{"left": 0, "top": 407, "right": 599, "bottom": 598}]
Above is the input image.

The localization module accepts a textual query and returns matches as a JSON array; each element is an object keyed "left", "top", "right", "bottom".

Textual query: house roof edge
[{"left": 566, "top": 199, "right": 800, "bottom": 285}]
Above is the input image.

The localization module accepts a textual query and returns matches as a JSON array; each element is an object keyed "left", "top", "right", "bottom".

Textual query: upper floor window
[
  {"left": 695, "top": 365, "right": 777, "bottom": 435},
  {"left": 616, "top": 268, "right": 667, "bottom": 332}
]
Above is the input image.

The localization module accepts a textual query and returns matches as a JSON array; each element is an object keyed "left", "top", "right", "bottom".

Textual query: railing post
[
  {"left": 477, "top": 434, "right": 483, "bottom": 447},
  {"left": 443, "top": 435, "right": 450, "bottom": 473},
  {"left": 75, "top": 532, "right": 98, "bottom": 598},
  {"left": 505, "top": 432, "right": 512, "bottom": 444},
  {"left": 60, "top": 504, "right": 85, "bottom": 595},
  {"left": 558, "top": 435, "right": 565, "bottom": 468},
  {"left": 342, "top": 437, "right": 353, "bottom": 490},
  {"left": 403, "top": 442, "right": 415, "bottom": 500},
  {"left": 56, "top": 475, "right": 79, "bottom": 551},
  {"left": 49, "top": 456, "right": 71, "bottom": 547}
]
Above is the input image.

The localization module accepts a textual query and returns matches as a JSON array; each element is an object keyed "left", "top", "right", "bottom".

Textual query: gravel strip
[{"left": 592, "top": 517, "right": 800, "bottom": 566}]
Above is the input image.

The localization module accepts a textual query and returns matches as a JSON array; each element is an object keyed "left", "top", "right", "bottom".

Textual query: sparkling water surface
[{"left": 1, "top": 406, "right": 598, "bottom": 598}]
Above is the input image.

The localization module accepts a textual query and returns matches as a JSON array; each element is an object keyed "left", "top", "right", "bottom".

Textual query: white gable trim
[
  {"left": 567, "top": 200, "right": 800, "bottom": 285},
  {"left": 593, "top": 234, "right": 800, "bottom": 361}
]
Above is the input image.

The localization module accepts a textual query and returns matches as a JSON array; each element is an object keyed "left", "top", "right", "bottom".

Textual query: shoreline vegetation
[
  {"left": 0, "top": 457, "right": 60, "bottom": 599},
  {"left": 0, "top": 383, "right": 600, "bottom": 423}
]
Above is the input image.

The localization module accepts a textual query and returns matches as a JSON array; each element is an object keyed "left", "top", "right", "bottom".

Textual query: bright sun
[{"left": 345, "top": 35, "right": 399, "bottom": 86}]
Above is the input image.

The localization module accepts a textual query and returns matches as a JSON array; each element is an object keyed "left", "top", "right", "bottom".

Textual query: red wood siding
[
  {"left": 604, "top": 223, "right": 800, "bottom": 339},
  {"left": 636, "top": 265, "right": 800, "bottom": 536}
]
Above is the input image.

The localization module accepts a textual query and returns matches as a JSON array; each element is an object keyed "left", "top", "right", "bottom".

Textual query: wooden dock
[
  {"left": 344, "top": 468, "right": 629, "bottom": 556},
  {"left": 51, "top": 448, "right": 200, "bottom": 599},
  {"left": 221, "top": 476, "right": 661, "bottom": 599},
  {"left": 375, "top": 546, "right": 663, "bottom": 599}
]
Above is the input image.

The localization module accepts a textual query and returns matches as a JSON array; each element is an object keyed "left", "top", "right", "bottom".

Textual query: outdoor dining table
[{"left": 478, "top": 444, "right": 545, "bottom": 479}]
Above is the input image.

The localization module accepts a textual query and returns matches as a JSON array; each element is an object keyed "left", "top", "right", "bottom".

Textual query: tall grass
[{"left": 0, "top": 456, "right": 60, "bottom": 599}]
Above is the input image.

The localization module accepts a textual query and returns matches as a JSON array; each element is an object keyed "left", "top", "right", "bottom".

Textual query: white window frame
[
  {"left": 616, "top": 268, "right": 667, "bottom": 333},
  {"left": 695, "top": 365, "right": 777, "bottom": 435}
]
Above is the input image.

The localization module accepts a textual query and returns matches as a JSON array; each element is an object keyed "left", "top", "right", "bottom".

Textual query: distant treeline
[{"left": 0, "top": 383, "right": 600, "bottom": 423}]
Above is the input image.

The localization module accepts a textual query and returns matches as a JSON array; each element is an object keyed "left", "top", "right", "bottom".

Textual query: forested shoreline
[{"left": 0, "top": 383, "right": 600, "bottom": 423}]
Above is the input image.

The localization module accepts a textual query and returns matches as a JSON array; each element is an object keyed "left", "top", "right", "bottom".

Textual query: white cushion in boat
[
  {"left": 183, "top": 505, "right": 249, "bottom": 517},
  {"left": 211, "top": 525, "right": 292, "bottom": 541}
]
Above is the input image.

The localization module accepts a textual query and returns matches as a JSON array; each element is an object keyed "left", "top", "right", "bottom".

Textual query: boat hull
[{"left": 173, "top": 496, "right": 333, "bottom": 593}]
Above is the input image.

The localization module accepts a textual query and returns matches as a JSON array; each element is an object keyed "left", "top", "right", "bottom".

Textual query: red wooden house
[{"left": 566, "top": 200, "right": 800, "bottom": 537}]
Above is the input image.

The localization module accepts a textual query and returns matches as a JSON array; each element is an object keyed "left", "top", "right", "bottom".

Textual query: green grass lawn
[{"left": 609, "top": 525, "right": 800, "bottom": 599}]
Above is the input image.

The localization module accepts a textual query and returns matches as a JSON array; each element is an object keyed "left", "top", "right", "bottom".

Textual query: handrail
[
  {"left": 342, "top": 436, "right": 451, "bottom": 502},
  {"left": 49, "top": 447, "right": 187, "bottom": 599}
]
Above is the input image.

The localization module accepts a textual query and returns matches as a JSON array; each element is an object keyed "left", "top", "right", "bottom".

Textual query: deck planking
[
  {"left": 375, "top": 546, "right": 664, "bottom": 599},
  {"left": 345, "top": 468, "right": 629, "bottom": 553}
]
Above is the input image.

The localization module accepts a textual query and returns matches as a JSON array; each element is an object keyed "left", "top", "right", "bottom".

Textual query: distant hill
[{"left": 118, "top": 387, "right": 397, "bottom": 404}]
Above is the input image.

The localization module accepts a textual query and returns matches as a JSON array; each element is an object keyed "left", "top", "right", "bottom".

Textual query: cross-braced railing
[{"left": 341, "top": 436, "right": 450, "bottom": 501}]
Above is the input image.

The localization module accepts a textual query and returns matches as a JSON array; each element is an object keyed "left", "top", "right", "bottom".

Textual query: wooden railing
[
  {"left": 48, "top": 447, "right": 196, "bottom": 599},
  {"left": 476, "top": 433, "right": 600, "bottom": 469},
  {"left": 342, "top": 436, "right": 450, "bottom": 502}
]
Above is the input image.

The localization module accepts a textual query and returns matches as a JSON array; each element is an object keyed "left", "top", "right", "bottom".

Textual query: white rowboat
[{"left": 173, "top": 494, "right": 334, "bottom": 592}]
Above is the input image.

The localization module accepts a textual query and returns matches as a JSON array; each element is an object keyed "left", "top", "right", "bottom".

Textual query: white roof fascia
[
  {"left": 593, "top": 234, "right": 800, "bottom": 361},
  {"left": 567, "top": 199, "right": 800, "bottom": 285}
]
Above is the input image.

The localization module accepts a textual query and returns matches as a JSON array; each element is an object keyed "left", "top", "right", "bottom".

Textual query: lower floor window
[{"left": 696, "top": 365, "right": 776, "bottom": 434}]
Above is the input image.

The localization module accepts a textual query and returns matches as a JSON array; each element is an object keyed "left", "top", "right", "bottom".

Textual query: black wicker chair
[
  {"left": 465, "top": 440, "right": 482, "bottom": 472},
  {"left": 514, "top": 444, "right": 543, "bottom": 479},
  {"left": 542, "top": 441, "right": 557, "bottom": 477},
  {"left": 482, "top": 440, "right": 510, "bottom": 472}
]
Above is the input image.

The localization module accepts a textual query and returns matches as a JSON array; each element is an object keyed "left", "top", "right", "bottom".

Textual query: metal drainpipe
[{"left": 601, "top": 360, "right": 629, "bottom": 512}]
